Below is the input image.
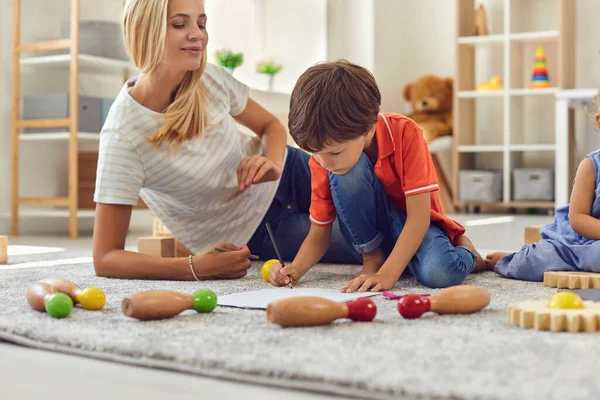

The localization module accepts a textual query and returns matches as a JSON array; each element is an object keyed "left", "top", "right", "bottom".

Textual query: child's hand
[
  {"left": 342, "top": 271, "right": 398, "bottom": 293},
  {"left": 237, "top": 156, "right": 282, "bottom": 191},
  {"left": 268, "top": 262, "right": 307, "bottom": 287}
]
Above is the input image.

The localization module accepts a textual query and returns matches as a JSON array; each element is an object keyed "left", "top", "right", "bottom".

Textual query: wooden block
[
  {"left": 524, "top": 225, "right": 542, "bottom": 244},
  {"left": 544, "top": 271, "right": 600, "bottom": 289},
  {"left": 0, "top": 236, "right": 7, "bottom": 264},
  {"left": 137, "top": 237, "right": 175, "bottom": 258},
  {"left": 174, "top": 240, "right": 192, "bottom": 258},
  {"left": 507, "top": 300, "right": 600, "bottom": 332},
  {"left": 137, "top": 236, "right": 192, "bottom": 258}
]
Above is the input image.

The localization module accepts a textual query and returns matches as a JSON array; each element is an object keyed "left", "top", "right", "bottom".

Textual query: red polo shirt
[{"left": 308, "top": 113, "right": 465, "bottom": 245}]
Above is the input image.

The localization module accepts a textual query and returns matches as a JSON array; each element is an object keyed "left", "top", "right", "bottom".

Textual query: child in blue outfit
[{"left": 486, "top": 98, "right": 600, "bottom": 280}]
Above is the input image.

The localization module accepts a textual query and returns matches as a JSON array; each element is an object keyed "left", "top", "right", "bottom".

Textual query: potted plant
[
  {"left": 256, "top": 60, "right": 283, "bottom": 91},
  {"left": 214, "top": 49, "right": 244, "bottom": 74}
]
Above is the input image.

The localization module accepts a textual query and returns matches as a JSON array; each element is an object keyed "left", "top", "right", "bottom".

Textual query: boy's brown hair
[{"left": 288, "top": 60, "right": 381, "bottom": 152}]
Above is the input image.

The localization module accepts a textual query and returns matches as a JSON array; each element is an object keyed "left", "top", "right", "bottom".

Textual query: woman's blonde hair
[{"left": 123, "top": 0, "right": 209, "bottom": 146}]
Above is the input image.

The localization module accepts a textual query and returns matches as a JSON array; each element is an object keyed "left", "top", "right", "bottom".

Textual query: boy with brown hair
[{"left": 269, "top": 60, "right": 484, "bottom": 292}]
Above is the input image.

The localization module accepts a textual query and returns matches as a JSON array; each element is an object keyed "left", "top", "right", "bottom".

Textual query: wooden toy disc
[
  {"left": 508, "top": 300, "right": 600, "bottom": 332},
  {"left": 543, "top": 271, "right": 600, "bottom": 289}
]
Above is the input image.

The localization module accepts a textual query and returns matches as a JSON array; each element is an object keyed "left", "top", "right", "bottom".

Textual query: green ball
[
  {"left": 45, "top": 293, "right": 73, "bottom": 318},
  {"left": 192, "top": 289, "right": 217, "bottom": 313}
]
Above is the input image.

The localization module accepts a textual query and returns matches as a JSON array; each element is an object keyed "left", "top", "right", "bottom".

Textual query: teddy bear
[{"left": 402, "top": 75, "right": 454, "bottom": 143}]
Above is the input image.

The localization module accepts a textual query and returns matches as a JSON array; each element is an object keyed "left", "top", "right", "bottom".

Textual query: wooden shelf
[
  {"left": 454, "top": 0, "right": 574, "bottom": 212},
  {"left": 19, "top": 132, "right": 99, "bottom": 141},
  {"left": 509, "top": 88, "right": 558, "bottom": 96},
  {"left": 20, "top": 54, "right": 136, "bottom": 73},
  {"left": 11, "top": 0, "right": 138, "bottom": 239},
  {"left": 18, "top": 39, "right": 71, "bottom": 53},
  {"left": 457, "top": 90, "right": 505, "bottom": 99},
  {"left": 509, "top": 144, "right": 556, "bottom": 152},
  {"left": 509, "top": 31, "right": 559, "bottom": 43},
  {"left": 457, "top": 34, "right": 504, "bottom": 46},
  {"left": 456, "top": 201, "right": 555, "bottom": 209},
  {"left": 457, "top": 31, "right": 559, "bottom": 46},
  {"left": 458, "top": 145, "right": 504, "bottom": 152}
]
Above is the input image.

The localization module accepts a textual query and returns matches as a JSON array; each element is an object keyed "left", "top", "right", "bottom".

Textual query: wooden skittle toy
[
  {"left": 122, "top": 289, "right": 217, "bottom": 321},
  {"left": 397, "top": 285, "right": 490, "bottom": 319},
  {"left": 26, "top": 278, "right": 106, "bottom": 318},
  {"left": 266, "top": 296, "right": 377, "bottom": 327}
]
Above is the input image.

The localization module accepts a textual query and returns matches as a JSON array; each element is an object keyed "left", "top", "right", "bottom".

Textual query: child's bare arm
[
  {"left": 344, "top": 192, "right": 430, "bottom": 293},
  {"left": 569, "top": 158, "right": 600, "bottom": 239},
  {"left": 269, "top": 223, "right": 332, "bottom": 286},
  {"left": 381, "top": 192, "right": 431, "bottom": 276}
]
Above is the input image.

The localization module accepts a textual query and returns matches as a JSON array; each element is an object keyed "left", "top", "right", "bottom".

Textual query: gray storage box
[
  {"left": 61, "top": 21, "right": 128, "bottom": 61},
  {"left": 101, "top": 98, "right": 114, "bottom": 128},
  {"left": 513, "top": 168, "right": 554, "bottom": 201},
  {"left": 23, "top": 94, "right": 102, "bottom": 133},
  {"left": 459, "top": 170, "right": 503, "bottom": 203}
]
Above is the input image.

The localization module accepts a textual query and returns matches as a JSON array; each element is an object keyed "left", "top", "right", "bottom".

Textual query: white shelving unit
[
  {"left": 453, "top": 0, "right": 575, "bottom": 210},
  {"left": 11, "top": 0, "right": 138, "bottom": 238}
]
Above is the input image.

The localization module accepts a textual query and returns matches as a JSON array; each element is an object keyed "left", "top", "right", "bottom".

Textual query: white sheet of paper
[{"left": 217, "top": 288, "right": 379, "bottom": 310}]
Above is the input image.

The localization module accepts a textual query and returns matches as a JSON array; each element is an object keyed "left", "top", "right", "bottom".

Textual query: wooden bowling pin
[
  {"left": 398, "top": 285, "right": 490, "bottom": 319},
  {"left": 26, "top": 278, "right": 106, "bottom": 318},
  {"left": 266, "top": 296, "right": 377, "bottom": 327},
  {"left": 122, "top": 289, "right": 217, "bottom": 321},
  {"left": 26, "top": 282, "right": 74, "bottom": 318}
]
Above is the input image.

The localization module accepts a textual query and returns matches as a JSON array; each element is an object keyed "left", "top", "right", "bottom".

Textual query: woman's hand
[
  {"left": 237, "top": 156, "right": 282, "bottom": 191},
  {"left": 192, "top": 243, "right": 253, "bottom": 279}
]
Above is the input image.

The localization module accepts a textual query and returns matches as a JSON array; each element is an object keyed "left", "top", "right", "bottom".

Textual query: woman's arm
[
  {"left": 568, "top": 158, "right": 600, "bottom": 240},
  {"left": 92, "top": 203, "right": 252, "bottom": 280},
  {"left": 234, "top": 99, "right": 288, "bottom": 190}
]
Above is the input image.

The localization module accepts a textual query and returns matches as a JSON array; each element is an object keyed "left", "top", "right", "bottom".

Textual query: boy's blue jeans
[{"left": 330, "top": 154, "right": 476, "bottom": 288}]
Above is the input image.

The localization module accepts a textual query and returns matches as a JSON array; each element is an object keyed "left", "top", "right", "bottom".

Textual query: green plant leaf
[{"left": 214, "top": 49, "right": 244, "bottom": 69}]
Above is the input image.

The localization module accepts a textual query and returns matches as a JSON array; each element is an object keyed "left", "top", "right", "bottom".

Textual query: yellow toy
[
  {"left": 261, "top": 259, "right": 280, "bottom": 283},
  {"left": 477, "top": 76, "right": 502, "bottom": 91},
  {"left": 508, "top": 291, "right": 600, "bottom": 332}
]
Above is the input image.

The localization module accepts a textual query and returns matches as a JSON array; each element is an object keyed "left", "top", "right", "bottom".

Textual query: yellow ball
[
  {"left": 547, "top": 291, "right": 584, "bottom": 309},
  {"left": 261, "top": 259, "right": 280, "bottom": 283},
  {"left": 77, "top": 287, "right": 106, "bottom": 310}
]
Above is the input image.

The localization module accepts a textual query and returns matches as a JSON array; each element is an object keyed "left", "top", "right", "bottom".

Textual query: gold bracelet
[{"left": 188, "top": 255, "right": 200, "bottom": 281}]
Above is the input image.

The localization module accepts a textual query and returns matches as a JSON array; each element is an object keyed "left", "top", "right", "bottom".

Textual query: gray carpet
[{"left": 1, "top": 258, "right": 599, "bottom": 400}]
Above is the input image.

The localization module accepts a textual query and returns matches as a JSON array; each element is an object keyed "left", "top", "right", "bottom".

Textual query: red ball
[
  {"left": 346, "top": 298, "right": 377, "bottom": 322},
  {"left": 397, "top": 294, "right": 431, "bottom": 319}
]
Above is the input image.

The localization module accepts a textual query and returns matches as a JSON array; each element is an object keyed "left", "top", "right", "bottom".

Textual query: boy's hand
[
  {"left": 342, "top": 271, "right": 398, "bottom": 293},
  {"left": 268, "top": 262, "right": 308, "bottom": 287},
  {"left": 237, "top": 156, "right": 282, "bottom": 191}
]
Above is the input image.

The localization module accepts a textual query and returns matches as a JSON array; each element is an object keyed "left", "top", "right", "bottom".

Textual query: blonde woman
[{"left": 92, "top": 0, "right": 359, "bottom": 280}]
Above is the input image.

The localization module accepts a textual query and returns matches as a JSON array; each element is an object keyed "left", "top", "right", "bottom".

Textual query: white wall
[
  {"left": 327, "top": 0, "right": 374, "bottom": 71},
  {"left": 2, "top": 0, "right": 600, "bottom": 235},
  {"left": 205, "top": 0, "right": 327, "bottom": 94}
]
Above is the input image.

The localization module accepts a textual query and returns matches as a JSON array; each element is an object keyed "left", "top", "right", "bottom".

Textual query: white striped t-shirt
[{"left": 94, "top": 63, "right": 282, "bottom": 254}]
